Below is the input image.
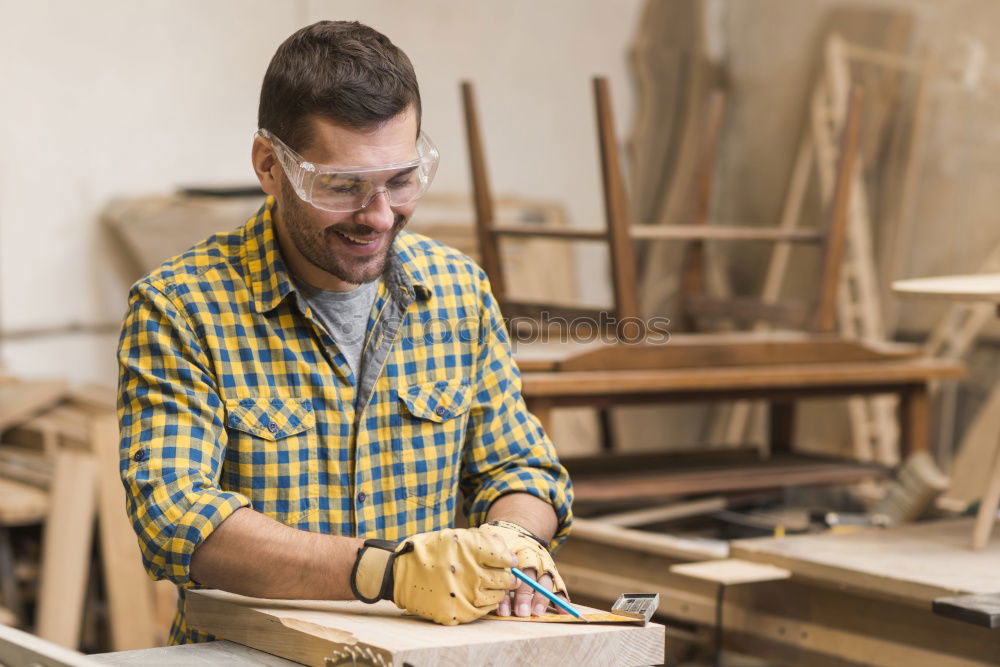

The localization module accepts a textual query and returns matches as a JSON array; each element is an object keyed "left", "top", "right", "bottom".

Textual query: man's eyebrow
[{"left": 390, "top": 165, "right": 419, "bottom": 178}]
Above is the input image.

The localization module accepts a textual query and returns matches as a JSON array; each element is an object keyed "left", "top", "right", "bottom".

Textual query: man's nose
[{"left": 354, "top": 190, "right": 395, "bottom": 232}]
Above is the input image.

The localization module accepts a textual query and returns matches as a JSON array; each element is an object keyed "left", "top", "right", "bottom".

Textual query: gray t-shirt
[{"left": 295, "top": 278, "right": 380, "bottom": 377}]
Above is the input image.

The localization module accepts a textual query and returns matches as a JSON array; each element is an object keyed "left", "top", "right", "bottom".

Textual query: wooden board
[
  {"left": 0, "top": 477, "right": 47, "bottom": 525},
  {"left": 522, "top": 358, "right": 963, "bottom": 399},
  {"left": 92, "top": 413, "right": 161, "bottom": 650},
  {"left": 731, "top": 518, "right": 1000, "bottom": 606},
  {"left": 36, "top": 450, "right": 98, "bottom": 649},
  {"left": 0, "top": 379, "right": 69, "bottom": 432},
  {"left": 569, "top": 456, "right": 886, "bottom": 503},
  {"left": 0, "top": 622, "right": 103, "bottom": 667},
  {"left": 554, "top": 336, "right": 922, "bottom": 372},
  {"left": 893, "top": 274, "right": 1000, "bottom": 303},
  {"left": 89, "top": 640, "right": 302, "bottom": 666},
  {"left": 670, "top": 559, "right": 791, "bottom": 586},
  {"left": 932, "top": 594, "right": 1000, "bottom": 629},
  {"left": 186, "top": 589, "right": 665, "bottom": 667}
]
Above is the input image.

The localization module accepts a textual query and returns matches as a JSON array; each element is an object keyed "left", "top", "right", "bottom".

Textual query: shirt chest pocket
[
  {"left": 395, "top": 380, "right": 473, "bottom": 508},
  {"left": 223, "top": 396, "right": 320, "bottom": 526}
]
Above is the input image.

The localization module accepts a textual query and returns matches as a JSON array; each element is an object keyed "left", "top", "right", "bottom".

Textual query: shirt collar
[{"left": 242, "top": 196, "right": 432, "bottom": 314}]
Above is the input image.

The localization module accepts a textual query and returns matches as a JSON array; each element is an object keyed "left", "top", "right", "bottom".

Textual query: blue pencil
[{"left": 510, "top": 567, "right": 588, "bottom": 622}]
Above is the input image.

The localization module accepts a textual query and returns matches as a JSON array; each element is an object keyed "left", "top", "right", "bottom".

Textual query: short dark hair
[{"left": 258, "top": 21, "right": 421, "bottom": 151}]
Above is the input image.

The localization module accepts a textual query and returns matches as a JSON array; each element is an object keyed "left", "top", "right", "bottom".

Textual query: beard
[{"left": 277, "top": 180, "right": 408, "bottom": 285}]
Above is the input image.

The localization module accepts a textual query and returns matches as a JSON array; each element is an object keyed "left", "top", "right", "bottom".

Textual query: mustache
[{"left": 325, "top": 215, "right": 407, "bottom": 238}]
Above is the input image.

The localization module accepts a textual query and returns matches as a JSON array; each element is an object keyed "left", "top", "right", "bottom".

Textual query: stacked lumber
[{"left": 0, "top": 376, "right": 171, "bottom": 652}]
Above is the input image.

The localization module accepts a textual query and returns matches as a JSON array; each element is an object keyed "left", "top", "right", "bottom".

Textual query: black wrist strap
[
  {"left": 486, "top": 520, "right": 550, "bottom": 550},
  {"left": 350, "top": 538, "right": 413, "bottom": 604}
]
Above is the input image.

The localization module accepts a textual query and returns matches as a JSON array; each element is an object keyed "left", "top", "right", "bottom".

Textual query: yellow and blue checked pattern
[{"left": 117, "top": 197, "right": 573, "bottom": 644}]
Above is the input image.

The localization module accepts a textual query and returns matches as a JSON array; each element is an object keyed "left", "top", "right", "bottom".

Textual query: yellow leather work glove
[
  {"left": 351, "top": 527, "right": 516, "bottom": 625},
  {"left": 479, "top": 520, "right": 567, "bottom": 596}
]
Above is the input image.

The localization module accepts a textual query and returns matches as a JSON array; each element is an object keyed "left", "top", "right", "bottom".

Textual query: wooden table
[
  {"left": 521, "top": 356, "right": 963, "bottom": 458},
  {"left": 894, "top": 273, "right": 1000, "bottom": 550},
  {"left": 557, "top": 518, "right": 1000, "bottom": 665}
]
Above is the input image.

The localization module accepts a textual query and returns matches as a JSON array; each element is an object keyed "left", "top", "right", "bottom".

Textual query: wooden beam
[
  {"left": 92, "top": 413, "right": 160, "bottom": 650},
  {"left": 36, "top": 450, "right": 98, "bottom": 649},
  {"left": 570, "top": 457, "right": 887, "bottom": 503},
  {"left": 813, "top": 87, "right": 863, "bottom": 333},
  {"left": 0, "top": 380, "right": 69, "bottom": 432},
  {"left": 593, "top": 77, "right": 642, "bottom": 322},
  {"left": 521, "top": 359, "right": 963, "bottom": 398},
  {"left": 0, "top": 623, "right": 103, "bottom": 667},
  {"left": 460, "top": 81, "right": 506, "bottom": 301}
]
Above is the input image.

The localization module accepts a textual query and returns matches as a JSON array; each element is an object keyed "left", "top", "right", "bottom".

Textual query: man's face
[{"left": 271, "top": 108, "right": 420, "bottom": 288}]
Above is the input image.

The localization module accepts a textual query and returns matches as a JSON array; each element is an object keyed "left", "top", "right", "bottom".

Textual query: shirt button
[
  {"left": 133, "top": 449, "right": 146, "bottom": 462},
  {"left": 357, "top": 492, "right": 367, "bottom": 505},
  {"left": 267, "top": 422, "right": 278, "bottom": 433},
  {"left": 435, "top": 406, "right": 448, "bottom": 418}
]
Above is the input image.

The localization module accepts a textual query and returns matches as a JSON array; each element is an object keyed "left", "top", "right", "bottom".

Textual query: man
[{"left": 117, "top": 20, "right": 573, "bottom": 644}]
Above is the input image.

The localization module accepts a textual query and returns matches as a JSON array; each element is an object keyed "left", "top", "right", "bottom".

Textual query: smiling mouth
[{"left": 332, "top": 229, "right": 378, "bottom": 246}]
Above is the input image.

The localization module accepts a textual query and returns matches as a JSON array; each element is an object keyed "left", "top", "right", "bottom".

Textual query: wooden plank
[
  {"left": 36, "top": 450, "right": 98, "bottom": 649},
  {"left": 631, "top": 225, "right": 823, "bottom": 242},
  {"left": 92, "top": 413, "right": 160, "bottom": 650},
  {"left": 0, "top": 623, "right": 104, "bottom": 667},
  {"left": 731, "top": 518, "right": 1000, "bottom": 606},
  {"left": 932, "top": 594, "right": 1000, "bottom": 629},
  {"left": 571, "top": 457, "right": 886, "bottom": 503},
  {"left": 89, "top": 640, "right": 302, "bottom": 665},
  {"left": 186, "top": 589, "right": 665, "bottom": 666},
  {"left": 593, "top": 77, "right": 641, "bottom": 322},
  {"left": 670, "top": 559, "right": 791, "bottom": 586},
  {"left": 522, "top": 359, "right": 963, "bottom": 398},
  {"left": 971, "top": 430, "right": 1000, "bottom": 550},
  {"left": 0, "top": 477, "right": 48, "bottom": 525},
  {"left": 813, "top": 87, "right": 863, "bottom": 333},
  {"left": 570, "top": 518, "right": 728, "bottom": 562},
  {"left": 0, "top": 380, "right": 69, "bottom": 432},
  {"left": 595, "top": 496, "right": 729, "bottom": 527},
  {"left": 943, "top": 382, "right": 1000, "bottom": 505},
  {"left": 489, "top": 224, "right": 606, "bottom": 241},
  {"left": 552, "top": 337, "right": 922, "bottom": 373},
  {"left": 892, "top": 273, "right": 1000, "bottom": 303},
  {"left": 0, "top": 444, "right": 53, "bottom": 488},
  {"left": 460, "top": 81, "right": 506, "bottom": 302}
]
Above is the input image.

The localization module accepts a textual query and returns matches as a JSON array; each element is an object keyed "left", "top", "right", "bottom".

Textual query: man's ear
[{"left": 251, "top": 136, "right": 281, "bottom": 197}]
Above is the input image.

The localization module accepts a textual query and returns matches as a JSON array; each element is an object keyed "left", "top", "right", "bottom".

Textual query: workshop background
[{"left": 3, "top": 1, "right": 1000, "bottom": 665}]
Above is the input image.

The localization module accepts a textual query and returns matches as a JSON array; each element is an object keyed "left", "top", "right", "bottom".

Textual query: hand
[
  {"left": 478, "top": 521, "right": 569, "bottom": 617},
  {"left": 351, "top": 527, "right": 518, "bottom": 625}
]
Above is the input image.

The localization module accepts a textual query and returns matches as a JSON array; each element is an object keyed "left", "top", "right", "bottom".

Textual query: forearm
[
  {"left": 189, "top": 507, "right": 364, "bottom": 599},
  {"left": 485, "top": 492, "right": 558, "bottom": 544}
]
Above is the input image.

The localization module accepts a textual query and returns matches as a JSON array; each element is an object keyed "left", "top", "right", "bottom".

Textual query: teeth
[{"left": 336, "top": 230, "right": 376, "bottom": 245}]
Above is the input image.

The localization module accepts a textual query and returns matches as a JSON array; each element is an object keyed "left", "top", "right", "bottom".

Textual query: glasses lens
[
  {"left": 308, "top": 165, "right": 431, "bottom": 212},
  {"left": 285, "top": 131, "right": 439, "bottom": 213},
  {"left": 311, "top": 173, "right": 374, "bottom": 211}
]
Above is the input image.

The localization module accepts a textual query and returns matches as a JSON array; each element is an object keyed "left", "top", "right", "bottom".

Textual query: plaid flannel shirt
[{"left": 117, "top": 196, "right": 573, "bottom": 643}]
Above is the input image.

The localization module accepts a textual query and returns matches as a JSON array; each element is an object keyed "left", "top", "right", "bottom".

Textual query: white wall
[{"left": 0, "top": 0, "right": 645, "bottom": 386}]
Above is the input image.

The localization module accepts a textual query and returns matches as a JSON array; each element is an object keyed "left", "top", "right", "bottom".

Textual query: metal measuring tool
[{"left": 610, "top": 593, "right": 660, "bottom": 626}]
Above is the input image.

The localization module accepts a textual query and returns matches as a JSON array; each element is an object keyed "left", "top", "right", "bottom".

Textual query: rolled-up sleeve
[
  {"left": 460, "top": 272, "right": 573, "bottom": 549},
  {"left": 117, "top": 281, "right": 249, "bottom": 586}
]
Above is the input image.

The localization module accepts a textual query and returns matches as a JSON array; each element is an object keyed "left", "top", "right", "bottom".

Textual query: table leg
[
  {"left": 971, "top": 429, "right": 1000, "bottom": 550},
  {"left": 898, "top": 384, "right": 929, "bottom": 456},
  {"left": 769, "top": 401, "right": 796, "bottom": 456}
]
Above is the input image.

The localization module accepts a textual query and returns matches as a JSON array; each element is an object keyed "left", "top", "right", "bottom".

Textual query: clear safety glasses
[{"left": 258, "top": 128, "right": 439, "bottom": 213}]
